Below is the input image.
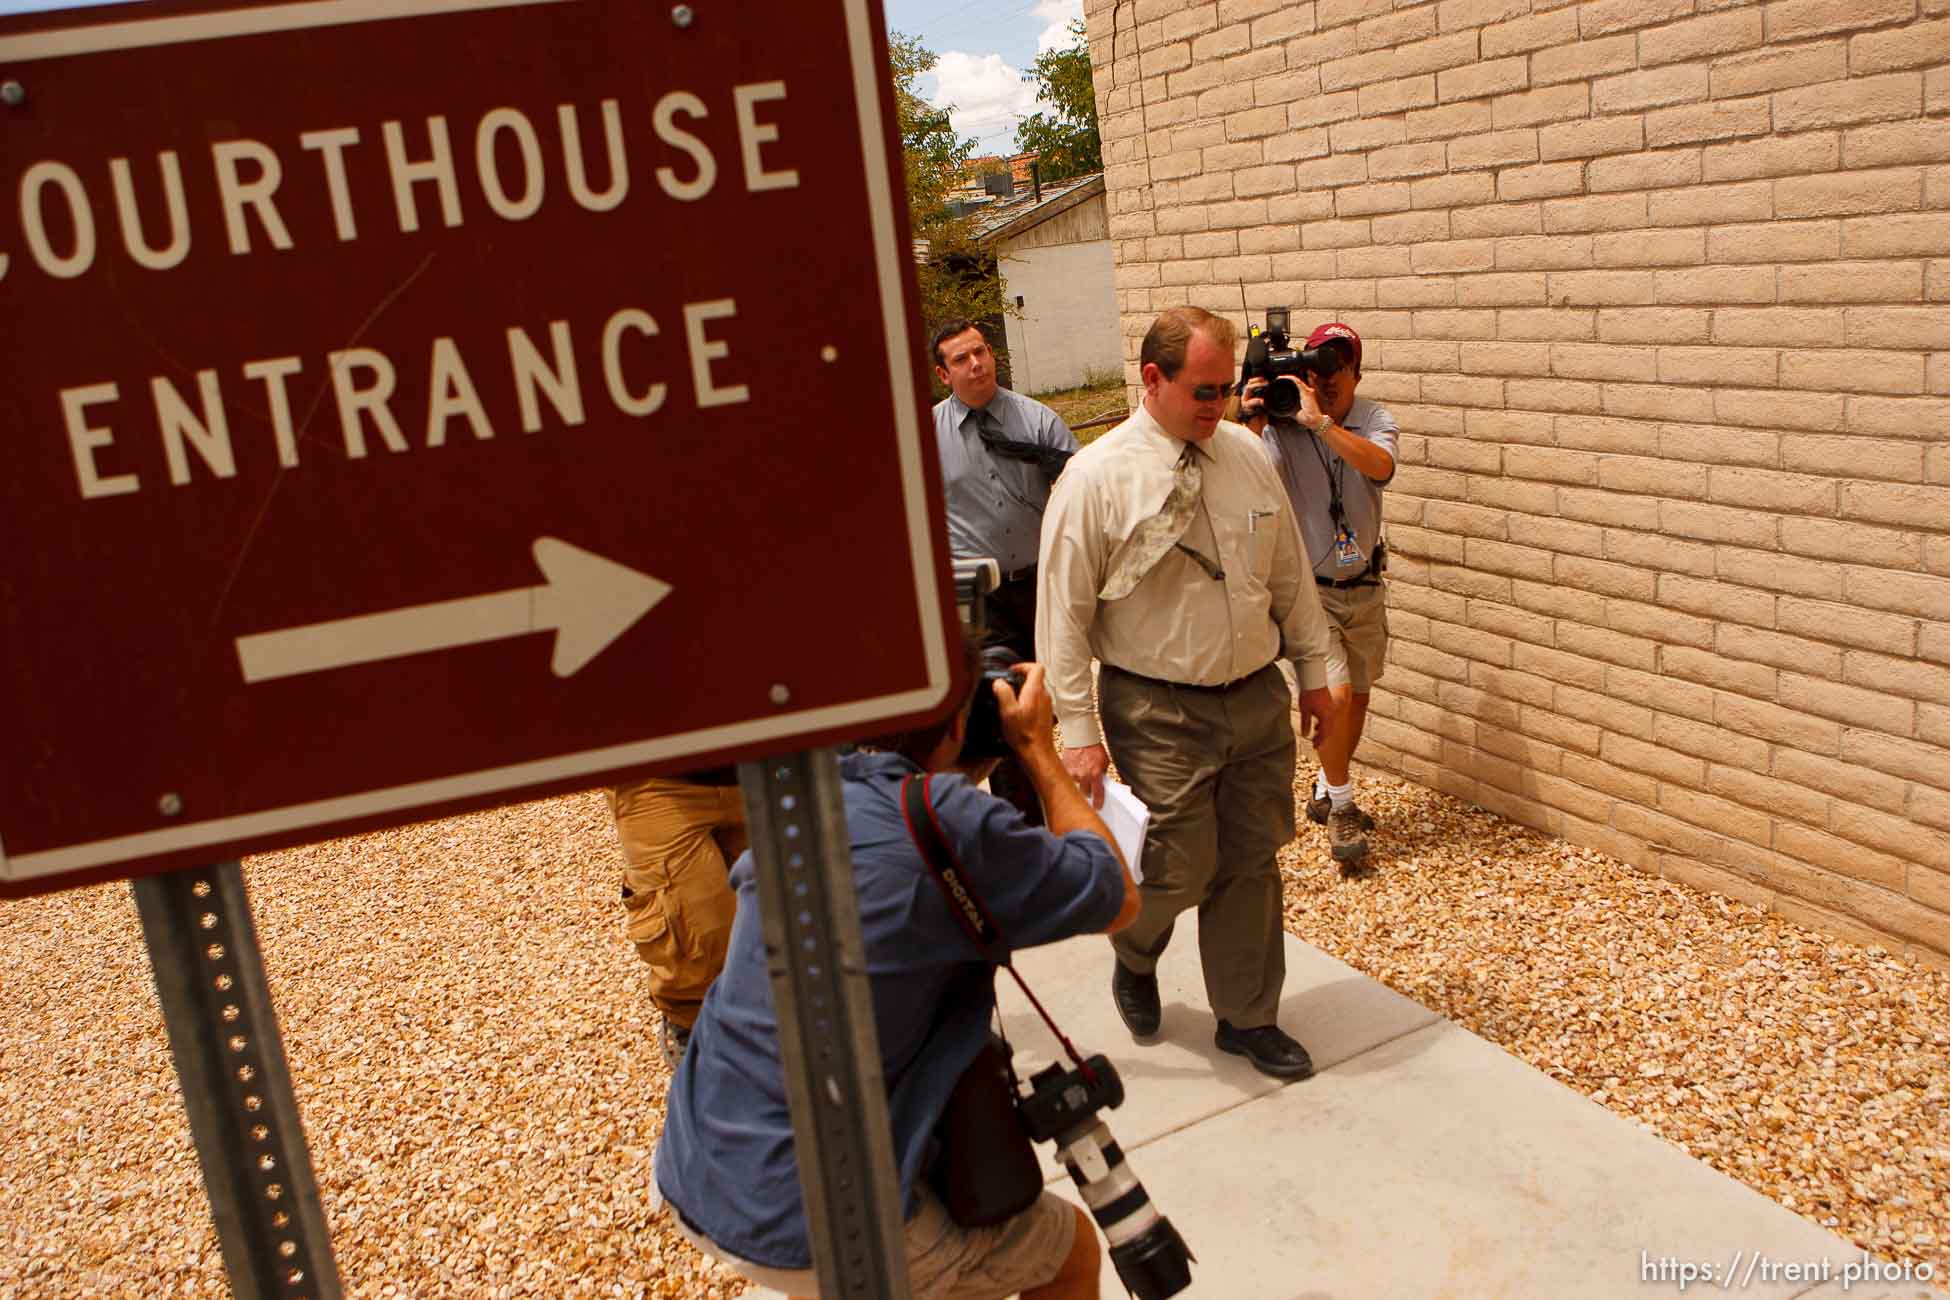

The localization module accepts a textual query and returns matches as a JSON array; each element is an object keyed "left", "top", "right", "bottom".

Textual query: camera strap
[
  {"left": 899, "top": 774, "right": 1098, "bottom": 1079},
  {"left": 1306, "top": 427, "right": 1349, "bottom": 530},
  {"left": 1307, "top": 422, "right": 1390, "bottom": 582}
]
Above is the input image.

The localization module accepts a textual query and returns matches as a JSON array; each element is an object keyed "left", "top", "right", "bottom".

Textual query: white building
[{"left": 970, "top": 172, "right": 1119, "bottom": 395}]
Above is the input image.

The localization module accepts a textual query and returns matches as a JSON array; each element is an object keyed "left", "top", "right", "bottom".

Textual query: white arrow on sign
[{"left": 235, "top": 538, "right": 671, "bottom": 684}]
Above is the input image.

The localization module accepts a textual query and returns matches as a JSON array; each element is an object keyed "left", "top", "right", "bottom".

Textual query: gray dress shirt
[
  {"left": 1260, "top": 396, "right": 1399, "bottom": 579},
  {"left": 933, "top": 386, "right": 1079, "bottom": 573}
]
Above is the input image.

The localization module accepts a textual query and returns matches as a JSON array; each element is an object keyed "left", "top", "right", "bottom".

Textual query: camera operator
[
  {"left": 932, "top": 319, "right": 1080, "bottom": 827},
  {"left": 652, "top": 636, "right": 1138, "bottom": 1300},
  {"left": 1238, "top": 322, "right": 1398, "bottom": 873}
]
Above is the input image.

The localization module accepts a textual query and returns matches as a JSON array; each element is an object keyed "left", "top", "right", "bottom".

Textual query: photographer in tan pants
[{"left": 607, "top": 769, "right": 747, "bottom": 1069}]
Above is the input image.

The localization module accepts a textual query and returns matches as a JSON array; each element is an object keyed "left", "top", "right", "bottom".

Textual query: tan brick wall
[{"left": 1086, "top": 0, "right": 1950, "bottom": 963}]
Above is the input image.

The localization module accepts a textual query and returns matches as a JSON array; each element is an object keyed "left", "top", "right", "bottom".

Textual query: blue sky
[
  {"left": 884, "top": 0, "right": 1084, "bottom": 159},
  {"left": 0, "top": 0, "right": 1082, "bottom": 159}
]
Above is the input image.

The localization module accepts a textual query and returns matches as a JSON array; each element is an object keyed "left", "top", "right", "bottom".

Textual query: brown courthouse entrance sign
[{"left": 0, "top": 0, "right": 957, "bottom": 893}]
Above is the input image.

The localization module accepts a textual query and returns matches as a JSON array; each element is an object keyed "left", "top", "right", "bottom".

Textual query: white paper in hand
[{"left": 1098, "top": 779, "right": 1151, "bottom": 884}]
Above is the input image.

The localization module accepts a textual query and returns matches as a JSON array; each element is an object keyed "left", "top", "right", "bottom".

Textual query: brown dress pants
[
  {"left": 607, "top": 776, "right": 749, "bottom": 1030},
  {"left": 1099, "top": 662, "right": 1296, "bottom": 1030}
]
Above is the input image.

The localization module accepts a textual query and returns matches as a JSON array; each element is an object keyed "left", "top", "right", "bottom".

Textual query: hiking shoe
[
  {"left": 1111, "top": 962, "right": 1161, "bottom": 1041},
  {"left": 659, "top": 1016, "right": 692, "bottom": 1072},
  {"left": 1327, "top": 803, "right": 1370, "bottom": 865},
  {"left": 1215, "top": 1020, "right": 1314, "bottom": 1081},
  {"left": 1305, "top": 790, "right": 1375, "bottom": 831}
]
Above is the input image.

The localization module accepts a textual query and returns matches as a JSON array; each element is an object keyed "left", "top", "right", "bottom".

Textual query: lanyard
[{"left": 1306, "top": 427, "right": 1349, "bottom": 530}]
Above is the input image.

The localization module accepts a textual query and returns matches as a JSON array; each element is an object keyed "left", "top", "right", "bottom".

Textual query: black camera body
[
  {"left": 1016, "top": 1054, "right": 1126, "bottom": 1142},
  {"left": 1016, "top": 1056, "right": 1194, "bottom": 1300},
  {"left": 959, "top": 644, "right": 1027, "bottom": 763},
  {"left": 1241, "top": 306, "right": 1345, "bottom": 420}
]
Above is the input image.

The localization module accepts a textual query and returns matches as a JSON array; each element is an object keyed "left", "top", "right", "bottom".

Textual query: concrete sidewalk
[{"left": 753, "top": 919, "right": 1942, "bottom": 1298}]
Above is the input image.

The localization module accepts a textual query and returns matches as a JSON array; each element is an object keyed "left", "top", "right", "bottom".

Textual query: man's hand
[
  {"left": 1297, "top": 375, "right": 1329, "bottom": 434},
  {"left": 1296, "top": 686, "right": 1337, "bottom": 746},
  {"left": 992, "top": 663, "right": 1055, "bottom": 755},
  {"left": 1239, "top": 376, "right": 1269, "bottom": 426},
  {"left": 1060, "top": 744, "right": 1110, "bottom": 809}
]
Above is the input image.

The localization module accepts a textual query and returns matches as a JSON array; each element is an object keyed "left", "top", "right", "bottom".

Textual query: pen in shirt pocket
[{"left": 1249, "top": 508, "right": 1277, "bottom": 533}]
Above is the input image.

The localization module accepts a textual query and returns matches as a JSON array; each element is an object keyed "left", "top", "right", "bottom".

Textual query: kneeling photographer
[
  {"left": 1236, "top": 316, "right": 1399, "bottom": 875},
  {"left": 653, "top": 636, "right": 1151, "bottom": 1299}
]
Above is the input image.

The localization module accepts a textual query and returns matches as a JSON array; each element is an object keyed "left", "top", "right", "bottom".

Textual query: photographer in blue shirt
[{"left": 654, "top": 637, "right": 1138, "bottom": 1299}]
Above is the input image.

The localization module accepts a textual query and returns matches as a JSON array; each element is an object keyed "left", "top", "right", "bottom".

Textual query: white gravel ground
[{"left": 1, "top": 771, "right": 1945, "bottom": 1297}]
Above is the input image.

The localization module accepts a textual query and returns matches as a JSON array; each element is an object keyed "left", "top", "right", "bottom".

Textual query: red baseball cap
[{"left": 1305, "top": 322, "right": 1362, "bottom": 369}]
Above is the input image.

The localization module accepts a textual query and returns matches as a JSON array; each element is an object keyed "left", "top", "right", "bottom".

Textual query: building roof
[
  {"left": 965, "top": 171, "right": 1104, "bottom": 247},
  {"left": 911, "top": 170, "right": 1106, "bottom": 263}
]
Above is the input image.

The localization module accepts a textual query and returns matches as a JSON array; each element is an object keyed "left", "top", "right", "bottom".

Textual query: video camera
[
  {"left": 1239, "top": 306, "right": 1346, "bottom": 420},
  {"left": 1018, "top": 1055, "right": 1195, "bottom": 1299}
]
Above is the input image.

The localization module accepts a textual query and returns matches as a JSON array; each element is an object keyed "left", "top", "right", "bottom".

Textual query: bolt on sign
[{"left": 0, "top": 0, "right": 960, "bottom": 894}]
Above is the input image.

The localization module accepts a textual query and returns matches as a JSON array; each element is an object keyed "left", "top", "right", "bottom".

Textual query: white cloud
[
  {"left": 927, "top": 0, "right": 1084, "bottom": 155},
  {"left": 929, "top": 50, "right": 1040, "bottom": 152},
  {"left": 1033, "top": 0, "right": 1083, "bottom": 54}
]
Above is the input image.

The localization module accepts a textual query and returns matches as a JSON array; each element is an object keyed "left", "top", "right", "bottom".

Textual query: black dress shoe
[
  {"left": 1215, "top": 1020, "right": 1315, "bottom": 1080},
  {"left": 1111, "top": 962, "right": 1161, "bottom": 1040}
]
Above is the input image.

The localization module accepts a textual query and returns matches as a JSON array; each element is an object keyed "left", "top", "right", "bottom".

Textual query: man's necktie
[
  {"left": 974, "top": 409, "right": 1074, "bottom": 479},
  {"left": 1099, "top": 443, "right": 1202, "bottom": 600}
]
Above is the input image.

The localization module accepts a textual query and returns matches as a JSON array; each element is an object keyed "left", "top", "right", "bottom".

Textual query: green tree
[
  {"left": 1013, "top": 20, "right": 1103, "bottom": 182},
  {"left": 890, "top": 30, "right": 967, "bottom": 229},
  {"left": 888, "top": 30, "right": 1005, "bottom": 334}
]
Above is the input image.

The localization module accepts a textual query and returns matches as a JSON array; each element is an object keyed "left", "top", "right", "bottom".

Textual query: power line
[
  {"left": 890, "top": 0, "right": 999, "bottom": 36},
  {"left": 926, "top": 0, "right": 1053, "bottom": 50}
]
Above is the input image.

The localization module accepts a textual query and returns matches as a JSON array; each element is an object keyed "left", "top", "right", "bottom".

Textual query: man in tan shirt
[{"left": 1035, "top": 306, "right": 1338, "bottom": 1080}]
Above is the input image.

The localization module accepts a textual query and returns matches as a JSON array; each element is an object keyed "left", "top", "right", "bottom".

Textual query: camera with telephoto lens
[
  {"left": 960, "top": 644, "right": 1027, "bottom": 763},
  {"left": 1240, "top": 305, "right": 1345, "bottom": 420},
  {"left": 1017, "top": 1054, "right": 1195, "bottom": 1299}
]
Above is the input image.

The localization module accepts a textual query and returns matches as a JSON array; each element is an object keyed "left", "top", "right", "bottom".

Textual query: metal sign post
[
  {"left": 131, "top": 862, "right": 340, "bottom": 1300},
  {"left": 740, "top": 751, "right": 912, "bottom": 1299}
]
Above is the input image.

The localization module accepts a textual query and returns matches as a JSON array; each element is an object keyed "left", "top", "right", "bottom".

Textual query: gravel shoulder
[
  {"left": 1283, "top": 765, "right": 1950, "bottom": 1288},
  {"left": 1, "top": 773, "right": 1945, "bottom": 1296}
]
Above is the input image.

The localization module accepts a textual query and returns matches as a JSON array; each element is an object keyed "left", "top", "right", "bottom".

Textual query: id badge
[{"left": 1334, "top": 529, "right": 1364, "bottom": 569}]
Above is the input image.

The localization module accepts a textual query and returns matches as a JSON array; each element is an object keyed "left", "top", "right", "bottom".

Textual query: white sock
[
  {"left": 1326, "top": 778, "right": 1355, "bottom": 811},
  {"left": 1313, "top": 771, "right": 1329, "bottom": 800}
]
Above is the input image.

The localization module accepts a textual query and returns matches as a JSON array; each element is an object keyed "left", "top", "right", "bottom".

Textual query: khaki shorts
[
  {"left": 672, "top": 1185, "right": 1077, "bottom": 1300},
  {"left": 1316, "top": 582, "right": 1388, "bottom": 693}
]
